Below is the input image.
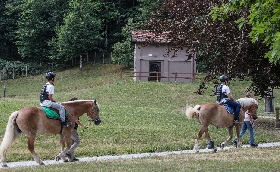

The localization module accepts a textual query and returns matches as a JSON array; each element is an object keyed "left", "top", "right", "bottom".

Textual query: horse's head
[
  {"left": 237, "top": 97, "right": 258, "bottom": 114},
  {"left": 87, "top": 99, "right": 101, "bottom": 125},
  {"left": 248, "top": 100, "right": 258, "bottom": 115}
]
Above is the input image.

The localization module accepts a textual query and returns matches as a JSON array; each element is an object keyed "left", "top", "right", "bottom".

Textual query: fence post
[
  {"left": 26, "top": 66, "right": 28, "bottom": 77},
  {"left": 156, "top": 72, "right": 159, "bottom": 82},
  {"left": 80, "top": 54, "right": 83, "bottom": 71},
  {"left": 275, "top": 107, "right": 280, "bottom": 129},
  {"left": 138, "top": 71, "right": 141, "bottom": 81},
  {"left": 12, "top": 68, "right": 15, "bottom": 79},
  {"left": 3, "top": 80, "right": 6, "bottom": 98},
  {"left": 103, "top": 53, "right": 104, "bottom": 64},
  {"left": 265, "top": 86, "right": 274, "bottom": 113}
]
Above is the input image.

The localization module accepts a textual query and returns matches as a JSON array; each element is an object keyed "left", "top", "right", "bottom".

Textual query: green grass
[{"left": 0, "top": 63, "right": 279, "bottom": 171}]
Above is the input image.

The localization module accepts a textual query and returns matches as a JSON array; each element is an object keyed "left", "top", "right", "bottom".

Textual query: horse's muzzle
[{"left": 94, "top": 118, "right": 101, "bottom": 125}]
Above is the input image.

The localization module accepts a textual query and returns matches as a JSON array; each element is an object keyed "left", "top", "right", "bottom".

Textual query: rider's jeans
[{"left": 225, "top": 100, "right": 241, "bottom": 120}]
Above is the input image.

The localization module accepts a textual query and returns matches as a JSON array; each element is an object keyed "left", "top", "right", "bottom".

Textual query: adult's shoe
[{"left": 250, "top": 143, "right": 258, "bottom": 147}]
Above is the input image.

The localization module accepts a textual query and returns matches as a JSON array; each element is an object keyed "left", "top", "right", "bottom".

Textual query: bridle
[
  {"left": 89, "top": 101, "right": 99, "bottom": 113},
  {"left": 88, "top": 101, "right": 101, "bottom": 125}
]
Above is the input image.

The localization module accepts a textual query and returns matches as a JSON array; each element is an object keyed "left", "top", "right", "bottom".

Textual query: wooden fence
[{"left": 120, "top": 71, "right": 202, "bottom": 82}]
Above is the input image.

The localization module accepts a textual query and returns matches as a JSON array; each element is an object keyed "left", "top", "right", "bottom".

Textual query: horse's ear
[{"left": 94, "top": 99, "right": 96, "bottom": 103}]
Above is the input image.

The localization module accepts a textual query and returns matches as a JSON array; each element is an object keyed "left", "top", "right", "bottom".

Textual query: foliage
[
  {"left": 143, "top": 0, "right": 280, "bottom": 97},
  {"left": 0, "top": 0, "right": 157, "bottom": 66},
  {"left": 112, "top": 0, "right": 164, "bottom": 67},
  {"left": 14, "top": 0, "right": 70, "bottom": 63},
  {"left": 0, "top": 0, "right": 21, "bottom": 61},
  {"left": 51, "top": 0, "right": 103, "bottom": 60},
  {"left": 211, "top": 0, "right": 280, "bottom": 64},
  {"left": 112, "top": 19, "right": 136, "bottom": 67},
  {"left": 0, "top": 58, "right": 46, "bottom": 79}
]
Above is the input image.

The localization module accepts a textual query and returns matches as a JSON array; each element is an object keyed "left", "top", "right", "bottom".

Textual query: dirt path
[{"left": 1, "top": 142, "right": 280, "bottom": 169}]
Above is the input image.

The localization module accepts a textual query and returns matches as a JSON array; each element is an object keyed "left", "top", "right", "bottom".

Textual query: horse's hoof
[
  {"left": 39, "top": 162, "right": 45, "bottom": 165},
  {"left": 64, "top": 159, "right": 69, "bottom": 162},
  {"left": 1, "top": 164, "right": 7, "bottom": 168},
  {"left": 220, "top": 143, "right": 225, "bottom": 149},
  {"left": 55, "top": 156, "right": 61, "bottom": 161}
]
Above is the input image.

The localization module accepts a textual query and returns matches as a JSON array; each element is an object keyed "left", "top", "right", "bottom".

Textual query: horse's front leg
[
  {"left": 221, "top": 126, "right": 233, "bottom": 149},
  {"left": 55, "top": 134, "right": 67, "bottom": 161},
  {"left": 235, "top": 124, "right": 242, "bottom": 148}
]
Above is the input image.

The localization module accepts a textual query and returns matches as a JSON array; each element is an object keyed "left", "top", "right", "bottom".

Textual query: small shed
[{"left": 131, "top": 30, "right": 196, "bottom": 82}]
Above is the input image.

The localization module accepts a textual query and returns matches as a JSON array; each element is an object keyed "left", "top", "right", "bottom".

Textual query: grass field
[{"left": 0, "top": 63, "right": 279, "bottom": 171}]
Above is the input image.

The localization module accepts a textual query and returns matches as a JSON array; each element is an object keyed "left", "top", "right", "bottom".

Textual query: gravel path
[{"left": 1, "top": 142, "right": 280, "bottom": 169}]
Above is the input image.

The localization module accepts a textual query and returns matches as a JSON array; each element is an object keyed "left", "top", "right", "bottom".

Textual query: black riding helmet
[
  {"left": 45, "top": 71, "right": 56, "bottom": 80},
  {"left": 219, "top": 75, "right": 228, "bottom": 82}
]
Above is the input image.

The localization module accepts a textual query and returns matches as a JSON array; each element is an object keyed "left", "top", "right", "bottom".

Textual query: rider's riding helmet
[
  {"left": 219, "top": 75, "right": 228, "bottom": 82},
  {"left": 45, "top": 71, "right": 56, "bottom": 80}
]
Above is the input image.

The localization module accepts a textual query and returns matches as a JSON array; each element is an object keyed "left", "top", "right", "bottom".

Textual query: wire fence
[{"left": 0, "top": 56, "right": 114, "bottom": 81}]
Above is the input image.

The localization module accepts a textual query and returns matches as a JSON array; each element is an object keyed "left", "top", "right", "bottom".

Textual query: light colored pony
[
  {"left": 186, "top": 98, "right": 258, "bottom": 152},
  {"left": 0, "top": 100, "right": 101, "bottom": 167}
]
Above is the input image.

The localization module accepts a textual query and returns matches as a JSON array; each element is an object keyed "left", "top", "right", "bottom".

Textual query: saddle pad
[
  {"left": 223, "top": 105, "right": 234, "bottom": 114},
  {"left": 41, "top": 107, "right": 68, "bottom": 119}
]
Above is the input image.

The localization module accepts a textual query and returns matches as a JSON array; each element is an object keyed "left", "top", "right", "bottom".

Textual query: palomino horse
[
  {"left": 0, "top": 99, "right": 101, "bottom": 167},
  {"left": 186, "top": 98, "right": 258, "bottom": 152}
]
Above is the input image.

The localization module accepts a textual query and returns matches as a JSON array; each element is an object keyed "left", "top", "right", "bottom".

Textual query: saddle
[{"left": 41, "top": 107, "right": 68, "bottom": 120}]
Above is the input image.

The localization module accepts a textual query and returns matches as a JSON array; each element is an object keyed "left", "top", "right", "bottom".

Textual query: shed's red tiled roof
[{"left": 131, "top": 30, "right": 171, "bottom": 43}]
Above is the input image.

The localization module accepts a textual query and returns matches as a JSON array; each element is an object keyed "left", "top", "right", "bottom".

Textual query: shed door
[{"left": 149, "top": 61, "right": 161, "bottom": 82}]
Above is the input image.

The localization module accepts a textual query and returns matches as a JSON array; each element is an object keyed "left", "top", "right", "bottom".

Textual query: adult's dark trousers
[{"left": 226, "top": 100, "right": 241, "bottom": 120}]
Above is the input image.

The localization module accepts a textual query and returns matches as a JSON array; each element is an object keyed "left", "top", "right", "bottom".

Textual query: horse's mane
[
  {"left": 236, "top": 98, "right": 258, "bottom": 107},
  {"left": 62, "top": 100, "right": 100, "bottom": 109}
]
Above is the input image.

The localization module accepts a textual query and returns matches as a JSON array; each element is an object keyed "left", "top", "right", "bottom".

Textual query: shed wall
[{"left": 133, "top": 43, "right": 196, "bottom": 82}]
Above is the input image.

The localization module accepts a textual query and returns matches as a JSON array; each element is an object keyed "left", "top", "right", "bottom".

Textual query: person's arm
[
  {"left": 76, "top": 120, "right": 88, "bottom": 129},
  {"left": 227, "top": 93, "right": 234, "bottom": 101},
  {"left": 48, "top": 94, "right": 55, "bottom": 102},
  {"left": 225, "top": 86, "right": 234, "bottom": 101}
]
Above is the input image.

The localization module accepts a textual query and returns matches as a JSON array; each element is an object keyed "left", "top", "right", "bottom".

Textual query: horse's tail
[
  {"left": 186, "top": 105, "right": 201, "bottom": 119},
  {"left": 0, "top": 111, "right": 21, "bottom": 159}
]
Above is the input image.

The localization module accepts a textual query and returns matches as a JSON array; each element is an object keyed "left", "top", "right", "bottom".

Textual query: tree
[
  {"left": 112, "top": 18, "right": 135, "bottom": 66},
  {"left": 112, "top": 0, "right": 164, "bottom": 66},
  {"left": 14, "top": 0, "right": 70, "bottom": 63},
  {"left": 51, "top": 0, "right": 103, "bottom": 63},
  {"left": 0, "top": 0, "right": 21, "bottom": 61},
  {"left": 211, "top": 0, "right": 280, "bottom": 64},
  {"left": 143, "top": 0, "right": 280, "bottom": 97}
]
